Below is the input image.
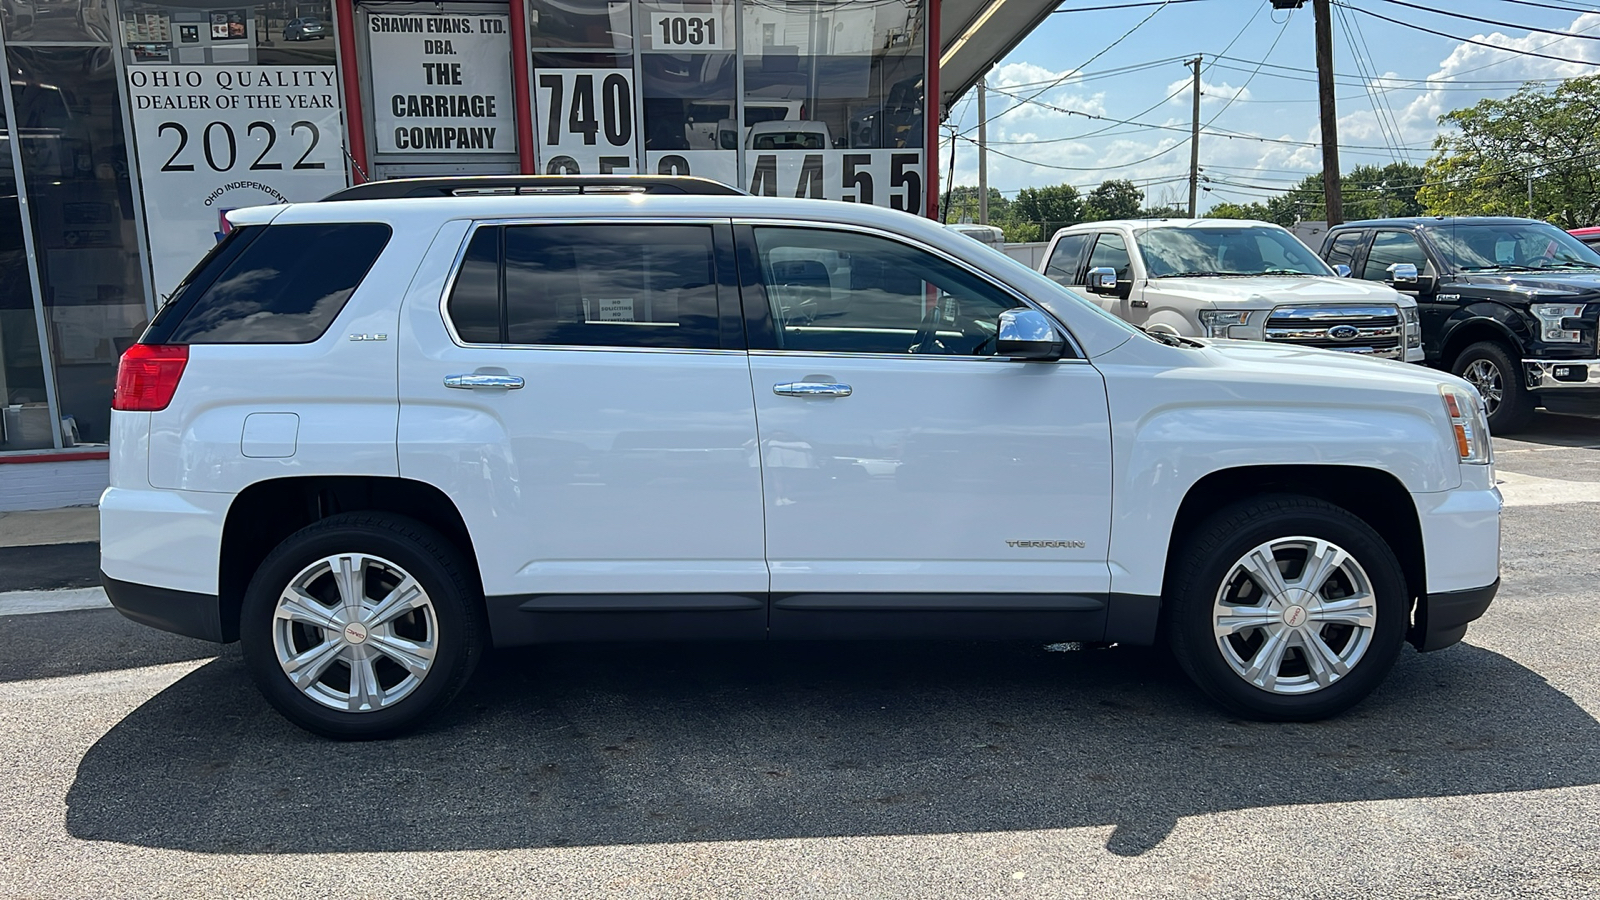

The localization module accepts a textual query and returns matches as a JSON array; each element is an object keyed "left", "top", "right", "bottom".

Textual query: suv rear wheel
[
  {"left": 1452, "top": 340, "right": 1534, "bottom": 433},
  {"left": 240, "top": 513, "right": 485, "bottom": 739},
  {"left": 1166, "top": 495, "right": 1407, "bottom": 721}
]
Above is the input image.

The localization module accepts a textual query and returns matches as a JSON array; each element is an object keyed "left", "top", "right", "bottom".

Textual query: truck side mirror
[
  {"left": 1388, "top": 262, "right": 1419, "bottom": 286},
  {"left": 1334, "top": 264, "right": 1351, "bottom": 278},
  {"left": 1085, "top": 266, "right": 1118, "bottom": 296}
]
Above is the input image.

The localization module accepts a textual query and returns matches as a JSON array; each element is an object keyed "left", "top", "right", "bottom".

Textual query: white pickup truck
[{"left": 1040, "top": 218, "right": 1424, "bottom": 362}]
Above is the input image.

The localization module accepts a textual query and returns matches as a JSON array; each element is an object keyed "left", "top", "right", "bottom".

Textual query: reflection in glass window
[
  {"left": 1086, "top": 233, "right": 1131, "bottom": 282},
  {"left": 740, "top": 0, "right": 924, "bottom": 151},
  {"left": 752, "top": 227, "right": 1020, "bottom": 356},
  {"left": 116, "top": 1, "right": 337, "bottom": 66},
  {"left": 0, "top": 81, "right": 53, "bottom": 449},
  {"left": 1043, "top": 233, "right": 1090, "bottom": 285},
  {"left": 1425, "top": 222, "right": 1600, "bottom": 272},
  {"left": 8, "top": 46, "right": 147, "bottom": 447},
  {"left": 530, "top": 0, "right": 633, "bottom": 50}
]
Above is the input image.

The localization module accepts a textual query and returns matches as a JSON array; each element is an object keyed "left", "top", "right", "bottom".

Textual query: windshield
[
  {"left": 1426, "top": 222, "right": 1600, "bottom": 272},
  {"left": 1136, "top": 225, "right": 1333, "bottom": 278}
]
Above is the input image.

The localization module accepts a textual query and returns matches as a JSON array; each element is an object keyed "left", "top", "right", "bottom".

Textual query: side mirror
[
  {"left": 1334, "top": 264, "right": 1352, "bottom": 278},
  {"left": 996, "top": 308, "right": 1066, "bottom": 360},
  {"left": 1388, "top": 262, "right": 1419, "bottom": 286},
  {"left": 1085, "top": 266, "right": 1118, "bottom": 296}
]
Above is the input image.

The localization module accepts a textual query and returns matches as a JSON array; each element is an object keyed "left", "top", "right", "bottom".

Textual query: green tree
[
  {"left": 1084, "top": 179, "right": 1144, "bottom": 221},
  {"left": 1206, "top": 201, "right": 1273, "bottom": 220},
  {"left": 1140, "top": 203, "right": 1190, "bottom": 219},
  {"left": 1011, "top": 183, "right": 1084, "bottom": 237},
  {"left": 1419, "top": 76, "right": 1600, "bottom": 228},
  {"left": 942, "top": 185, "right": 1010, "bottom": 224}
]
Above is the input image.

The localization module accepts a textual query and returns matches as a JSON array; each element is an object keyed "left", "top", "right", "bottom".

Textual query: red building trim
[
  {"left": 0, "top": 450, "right": 110, "bottom": 465},
  {"left": 925, "top": 0, "right": 941, "bottom": 220},
  {"left": 507, "top": 0, "right": 537, "bottom": 174},
  {"left": 335, "top": 0, "right": 370, "bottom": 183}
]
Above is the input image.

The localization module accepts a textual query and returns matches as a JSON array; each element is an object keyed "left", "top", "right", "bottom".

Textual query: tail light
[{"left": 113, "top": 344, "right": 189, "bottom": 411}]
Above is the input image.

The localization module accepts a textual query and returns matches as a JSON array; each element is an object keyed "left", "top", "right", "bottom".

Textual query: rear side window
[
  {"left": 162, "top": 223, "right": 392, "bottom": 344},
  {"left": 444, "top": 223, "right": 722, "bottom": 350}
]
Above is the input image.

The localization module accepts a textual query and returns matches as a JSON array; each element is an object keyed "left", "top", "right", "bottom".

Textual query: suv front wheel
[
  {"left": 1166, "top": 495, "right": 1408, "bottom": 721},
  {"left": 240, "top": 513, "right": 485, "bottom": 739},
  {"left": 1452, "top": 340, "right": 1534, "bottom": 433}
]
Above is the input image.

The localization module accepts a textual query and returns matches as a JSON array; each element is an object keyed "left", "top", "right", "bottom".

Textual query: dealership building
[{"left": 0, "top": 0, "right": 1044, "bottom": 507}]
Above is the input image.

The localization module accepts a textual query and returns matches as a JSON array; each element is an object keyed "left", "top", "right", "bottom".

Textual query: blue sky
[{"left": 941, "top": 0, "right": 1600, "bottom": 211}]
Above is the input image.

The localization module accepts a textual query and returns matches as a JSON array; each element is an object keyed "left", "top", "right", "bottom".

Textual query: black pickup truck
[{"left": 1320, "top": 217, "right": 1600, "bottom": 432}]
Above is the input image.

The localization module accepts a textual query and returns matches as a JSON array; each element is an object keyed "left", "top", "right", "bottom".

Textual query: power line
[
  {"left": 1053, "top": 0, "right": 1215, "bottom": 12},
  {"left": 1333, "top": 1, "right": 1600, "bottom": 66},
  {"left": 1371, "top": 0, "right": 1600, "bottom": 40}
]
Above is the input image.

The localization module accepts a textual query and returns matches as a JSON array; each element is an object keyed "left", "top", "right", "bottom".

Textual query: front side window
[
  {"left": 163, "top": 223, "right": 392, "bottom": 344},
  {"left": 1084, "top": 232, "right": 1131, "bottom": 283},
  {"left": 445, "top": 223, "right": 722, "bottom": 350},
  {"left": 1137, "top": 226, "right": 1332, "bottom": 278},
  {"left": 1362, "top": 231, "right": 1433, "bottom": 282},
  {"left": 751, "top": 227, "right": 1022, "bottom": 355},
  {"left": 1043, "top": 233, "right": 1090, "bottom": 286}
]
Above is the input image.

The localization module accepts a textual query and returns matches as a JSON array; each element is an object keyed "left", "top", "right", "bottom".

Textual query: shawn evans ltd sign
[
  {"left": 368, "top": 13, "right": 516, "bottom": 155},
  {"left": 126, "top": 66, "right": 348, "bottom": 300}
]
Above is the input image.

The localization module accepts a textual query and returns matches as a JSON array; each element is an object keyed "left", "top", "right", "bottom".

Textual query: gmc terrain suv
[
  {"left": 1041, "top": 218, "right": 1423, "bottom": 362},
  {"left": 1322, "top": 216, "right": 1600, "bottom": 432},
  {"left": 103, "top": 177, "right": 1501, "bottom": 739}
]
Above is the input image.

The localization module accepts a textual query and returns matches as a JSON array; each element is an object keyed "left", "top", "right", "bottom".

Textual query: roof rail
[{"left": 322, "top": 175, "right": 748, "bottom": 202}]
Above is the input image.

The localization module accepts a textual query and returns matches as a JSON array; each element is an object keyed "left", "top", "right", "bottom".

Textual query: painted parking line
[
  {"left": 1496, "top": 471, "right": 1600, "bottom": 508},
  {"left": 0, "top": 587, "right": 111, "bottom": 617}
]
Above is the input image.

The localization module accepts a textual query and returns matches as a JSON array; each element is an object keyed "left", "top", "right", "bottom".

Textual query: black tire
[
  {"left": 240, "top": 513, "right": 485, "bottom": 740},
  {"left": 1451, "top": 340, "right": 1535, "bottom": 434},
  {"left": 1165, "top": 494, "right": 1408, "bottom": 721}
]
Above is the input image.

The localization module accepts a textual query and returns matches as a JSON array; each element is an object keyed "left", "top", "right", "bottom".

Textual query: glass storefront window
[
  {"left": 0, "top": 78, "right": 53, "bottom": 450},
  {"left": 117, "top": 1, "right": 337, "bottom": 67},
  {"left": 529, "top": 0, "right": 632, "bottom": 50},
  {"left": 8, "top": 46, "right": 147, "bottom": 447},
  {"left": 531, "top": 51, "right": 637, "bottom": 174}
]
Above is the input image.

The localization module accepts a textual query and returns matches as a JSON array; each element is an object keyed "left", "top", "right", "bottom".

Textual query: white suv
[
  {"left": 1041, "top": 218, "right": 1425, "bottom": 362},
  {"left": 102, "top": 177, "right": 1501, "bottom": 739}
]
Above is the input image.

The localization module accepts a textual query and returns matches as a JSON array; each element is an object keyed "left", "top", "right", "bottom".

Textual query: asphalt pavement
[{"left": 1, "top": 413, "right": 1598, "bottom": 898}]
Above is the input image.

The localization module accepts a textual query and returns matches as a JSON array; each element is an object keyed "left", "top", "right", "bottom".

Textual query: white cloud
[{"left": 1164, "top": 78, "right": 1253, "bottom": 106}]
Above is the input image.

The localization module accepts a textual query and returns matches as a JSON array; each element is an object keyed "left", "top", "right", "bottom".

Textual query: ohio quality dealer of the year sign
[
  {"left": 369, "top": 13, "right": 516, "bottom": 155},
  {"left": 126, "top": 66, "right": 348, "bottom": 300}
]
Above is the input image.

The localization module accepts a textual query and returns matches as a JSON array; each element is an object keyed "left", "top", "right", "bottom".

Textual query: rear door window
[
  {"left": 444, "top": 223, "right": 724, "bottom": 350},
  {"left": 157, "top": 223, "right": 392, "bottom": 344}
]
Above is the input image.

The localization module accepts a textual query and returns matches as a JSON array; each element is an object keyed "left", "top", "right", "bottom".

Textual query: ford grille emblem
[{"left": 1328, "top": 324, "right": 1360, "bottom": 341}]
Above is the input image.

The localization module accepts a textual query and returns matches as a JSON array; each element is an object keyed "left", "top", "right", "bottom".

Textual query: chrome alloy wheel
[
  {"left": 272, "top": 552, "right": 438, "bottom": 712},
  {"left": 1462, "top": 358, "right": 1503, "bottom": 413},
  {"left": 1212, "top": 536, "right": 1378, "bottom": 695}
]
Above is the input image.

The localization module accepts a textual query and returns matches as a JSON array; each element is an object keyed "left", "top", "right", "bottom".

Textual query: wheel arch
[
  {"left": 1440, "top": 313, "right": 1524, "bottom": 366},
  {"left": 1161, "top": 464, "right": 1427, "bottom": 647},
  {"left": 217, "top": 476, "right": 480, "bottom": 642}
]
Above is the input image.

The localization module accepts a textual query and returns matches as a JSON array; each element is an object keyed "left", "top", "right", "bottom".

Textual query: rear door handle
[
  {"left": 444, "top": 374, "right": 525, "bottom": 390},
  {"left": 773, "top": 382, "right": 852, "bottom": 397}
]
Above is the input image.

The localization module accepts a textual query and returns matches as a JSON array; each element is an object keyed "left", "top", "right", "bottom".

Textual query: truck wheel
[
  {"left": 1452, "top": 341, "right": 1534, "bottom": 433},
  {"left": 1165, "top": 495, "right": 1408, "bottom": 721},
  {"left": 240, "top": 513, "right": 485, "bottom": 740}
]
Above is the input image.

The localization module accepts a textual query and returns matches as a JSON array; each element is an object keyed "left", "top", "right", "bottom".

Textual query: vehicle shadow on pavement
[
  {"left": 0, "top": 608, "right": 217, "bottom": 683},
  {"left": 65, "top": 640, "right": 1600, "bottom": 857}
]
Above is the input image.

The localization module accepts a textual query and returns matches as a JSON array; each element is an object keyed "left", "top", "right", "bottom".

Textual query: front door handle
[
  {"left": 773, "top": 382, "right": 852, "bottom": 397},
  {"left": 445, "top": 373, "right": 525, "bottom": 390}
]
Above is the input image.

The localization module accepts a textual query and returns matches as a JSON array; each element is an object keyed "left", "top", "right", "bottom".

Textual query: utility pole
[
  {"left": 1188, "top": 56, "right": 1201, "bottom": 217},
  {"left": 1312, "top": 0, "right": 1343, "bottom": 225},
  {"left": 978, "top": 75, "right": 989, "bottom": 225}
]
